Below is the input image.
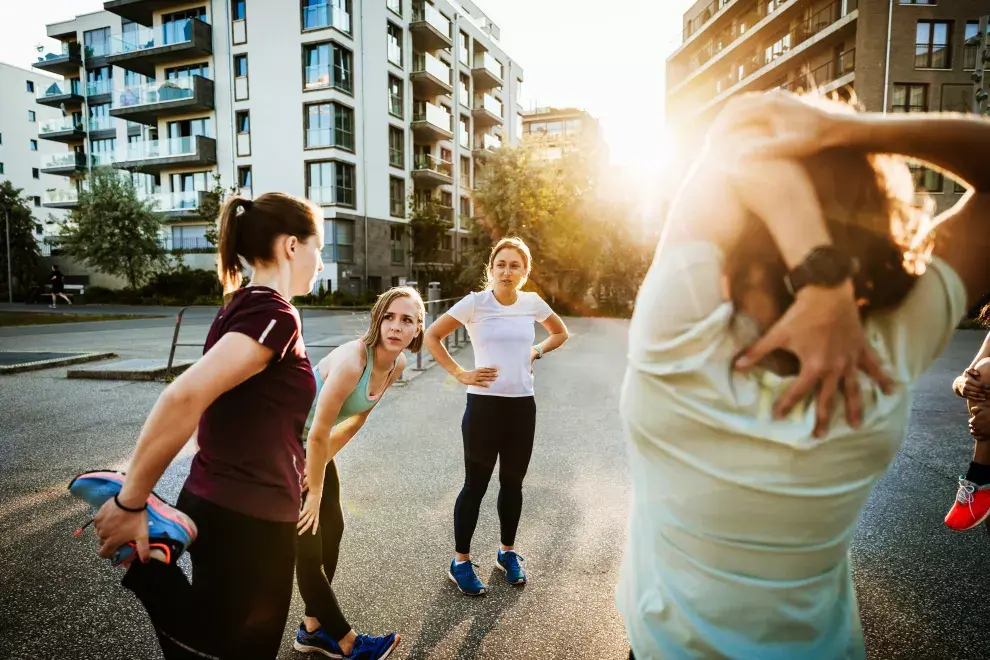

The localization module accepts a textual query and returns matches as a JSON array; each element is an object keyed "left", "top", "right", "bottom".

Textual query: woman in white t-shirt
[
  {"left": 619, "top": 93, "right": 990, "bottom": 659},
  {"left": 424, "top": 236, "right": 569, "bottom": 596}
]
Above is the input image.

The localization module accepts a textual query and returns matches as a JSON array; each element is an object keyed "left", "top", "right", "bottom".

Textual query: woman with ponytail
[{"left": 71, "top": 192, "right": 325, "bottom": 658}]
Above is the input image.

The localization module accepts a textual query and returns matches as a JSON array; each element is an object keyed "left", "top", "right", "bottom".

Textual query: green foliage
[
  {"left": 60, "top": 168, "right": 166, "bottom": 289},
  {"left": 201, "top": 173, "right": 238, "bottom": 247},
  {"left": 0, "top": 180, "right": 42, "bottom": 299}
]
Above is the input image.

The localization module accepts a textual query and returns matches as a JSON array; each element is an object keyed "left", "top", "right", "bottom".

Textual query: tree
[
  {"left": 409, "top": 195, "right": 454, "bottom": 286},
  {"left": 0, "top": 180, "right": 42, "bottom": 299},
  {"left": 201, "top": 173, "right": 238, "bottom": 247},
  {"left": 60, "top": 167, "right": 166, "bottom": 289}
]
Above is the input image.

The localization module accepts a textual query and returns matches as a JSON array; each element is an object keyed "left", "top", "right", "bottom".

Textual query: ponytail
[{"left": 217, "top": 197, "right": 252, "bottom": 294}]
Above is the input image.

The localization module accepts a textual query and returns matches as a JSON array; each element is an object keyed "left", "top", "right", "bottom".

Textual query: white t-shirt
[
  {"left": 617, "top": 241, "right": 966, "bottom": 660},
  {"left": 447, "top": 290, "right": 554, "bottom": 397}
]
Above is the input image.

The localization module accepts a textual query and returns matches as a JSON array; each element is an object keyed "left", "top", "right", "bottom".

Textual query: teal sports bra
[{"left": 312, "top": 344, "right": 397, "bottom": 427}]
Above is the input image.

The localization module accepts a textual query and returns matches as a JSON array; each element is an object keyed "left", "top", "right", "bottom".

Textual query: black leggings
[
  {"left": 454, "top": 394, "right": 537, "bottom": 555},
  {"left": 296, "top": 460, "right": 351, "bottom": 641},
  {"left": 122, "top": 489, "right": 297, "bottom": 660}
]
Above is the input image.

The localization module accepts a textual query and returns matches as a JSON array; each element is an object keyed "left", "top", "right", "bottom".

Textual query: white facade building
[
  {"left": 0, "top": 62, "right": 72, "bottom": 243},
  {"left": 39, "top": 0, "right": 524, "bottom": 293}
]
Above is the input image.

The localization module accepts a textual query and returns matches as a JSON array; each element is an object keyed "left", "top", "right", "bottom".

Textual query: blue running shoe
[
  {"left": 448, "top": 559, "right": 487, "bottom": 596},
  {"left": 294, "top": 624, "right": 400, "bottom": 660},
  {"left": 68, "top": 470, "right": 197, "bottom": 566},
  {"left": 495, "top": 549, "right": 526, "bottom": 585}
]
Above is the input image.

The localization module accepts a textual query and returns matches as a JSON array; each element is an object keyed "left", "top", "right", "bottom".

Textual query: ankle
[
  {"left": 303, "top": 617, "right": 321, "bottom": 634},
  {"left": 499, "top": 544, "right": 514, "bottom": 553},
  {"left": 454, "top": 552, "right": 471, "bottom": 563},
  {"left": 338, "top": 630, "right": 357, "bottom": 655}
]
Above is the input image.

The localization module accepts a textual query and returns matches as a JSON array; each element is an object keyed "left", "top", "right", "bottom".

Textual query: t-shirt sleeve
[
  {"left": 225, "top": 298, "right": 301, "bottom": 361},
  {"left": 872, "top": 257, "right": 967, "bottom": 383},
  {"left": 530, "top": 293, "right": 554, "bottom": 323},
  {"left": 447, "top": 293, "right": 475, "bottom": 325}
]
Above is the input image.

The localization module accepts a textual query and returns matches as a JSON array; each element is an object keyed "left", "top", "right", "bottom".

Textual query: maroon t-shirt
[{"left": 183, "top": 286, "right": 316, "bottom": 522}]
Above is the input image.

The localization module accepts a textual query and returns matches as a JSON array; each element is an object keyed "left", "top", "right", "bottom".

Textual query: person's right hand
[
  {"left": 457, "top": 367, "right": 498, "bottom": 388},
  {"left": 955, "top": 369, "right": 990, "bottom": 401},
  {"left": 93, "top": 498, "right": 150, "bottom": 563}
]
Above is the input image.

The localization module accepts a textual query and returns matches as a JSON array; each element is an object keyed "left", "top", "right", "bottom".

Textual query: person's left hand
[
  {"left": 970, "top": 406, "right": 990, "bottom": 440},
  {"left": 734, "top": 283, "right": 894, "bottom": 437}
]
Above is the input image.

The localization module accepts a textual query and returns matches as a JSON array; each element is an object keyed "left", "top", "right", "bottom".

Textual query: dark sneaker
[
  {"left": 495, "top": 549, "right": 526, "bottom": 585},
  {"left": 294, "top": 624, "right": 400, "bottom": 659},
  {"left": 448, "top": 559, "right": 487, "bottom": 596},
  {"left": 945, "top": 476, "right": 990, "bottom": 531},
  {"left": 68, "top": 470, "right": 197, "bottom": 566}
]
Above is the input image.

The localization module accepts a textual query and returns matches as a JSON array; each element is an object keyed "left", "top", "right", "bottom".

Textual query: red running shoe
[{"left": 944, "top": 477, "right": 990, "bottom": 531}]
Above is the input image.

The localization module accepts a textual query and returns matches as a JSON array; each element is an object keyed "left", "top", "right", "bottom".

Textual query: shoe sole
[
  {"left": 494, "top": 559, "right": 527, "bottom": 585},
  {"left": 946, "top": 504, "right": 990, "bottom": 531},
  {"left": 293, "top": 635, "right": 400, "bottom": 660},
  {"left": 447, "top": 570, "right": 487, "bottom": 596}
]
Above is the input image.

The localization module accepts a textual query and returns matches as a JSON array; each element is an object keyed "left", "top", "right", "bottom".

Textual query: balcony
[
  {"left": 106, "top": 18, "right": 213, "bottom": 77},
  {"left": 110, "top": 77, "right": 215, "bottom": 126},
  {"left": 411, "top": 53, "right": 453, "bottom": 97},
  {"left": 86, "top": 78, "right": 114, "bottom": 103},
  {"left": 41, "top": 152, "right": 87, "bottom": 176},
  {"left": 411, "top": 153, "right": 453, "bottom": 187},
  {"left": 36, "top": 80, "right": 84, "bottom": 108},
  {"left": 472, "top": 93, "right": 502, "bottom": 127},
  {"left": 90, "top": 151, "right": 116, "bottom": 168},
  {"left": 472, "top": 51, "right": 502, "bottom": 90},
  {"left": 104, "top": 0, "right": 186, "bottom": 26},
  {"left": 302, "top": 2, "right": 352, "bottom": 33},
  {"left": 147, "top": 190, "right": 207, "bottom": 218},
  {"left": 473, "top": 132, "right": 501, "bottom": 154},
  {"left": 39, "top": 117, "right": 86, "bottom": 143},
  {"left": 88, "top": 115, "right": 116, "bottom": 138},
  {"left": 162, "top": 236, "right": 214, "bottom": 252},
  {"left": 412, "top": 101, "right": 453, "bottom": 141},
  {"left": 114, "top": 135, "right": 217, "bottom": 173},
  {"left": 43, "top": 188, "right": 80, "bottom": 209},
  {"left": 778, "top": 48, "right": 855, "bottom": 94},
  {"left": 410, "top": 3, "right": 452, "bottom": 51},
  {"left": 32, "top": 42, "right": 82, "bottom": 75}
]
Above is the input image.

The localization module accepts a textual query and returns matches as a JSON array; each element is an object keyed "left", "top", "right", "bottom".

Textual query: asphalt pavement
[{"left": 1, "top": 318, "right": 989, "bottom": 659}]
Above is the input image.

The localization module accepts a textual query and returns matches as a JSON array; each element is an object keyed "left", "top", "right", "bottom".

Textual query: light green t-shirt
[{"left": 617, "top": 241, "right": 966, "bottom": 660}]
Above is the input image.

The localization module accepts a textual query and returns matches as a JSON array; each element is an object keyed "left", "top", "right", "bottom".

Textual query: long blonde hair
[{"left": 360, "top": 286, "right": 426, "bottom": 353}]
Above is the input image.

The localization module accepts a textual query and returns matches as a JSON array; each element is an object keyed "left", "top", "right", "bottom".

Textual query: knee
[{"left": 498, "top": 473, "right": 524, "bottom": 493}]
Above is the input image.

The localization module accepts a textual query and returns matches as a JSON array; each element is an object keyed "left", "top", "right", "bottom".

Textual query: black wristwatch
[{"left": 783, "top": 246, "right": 857, "bottom": 295}]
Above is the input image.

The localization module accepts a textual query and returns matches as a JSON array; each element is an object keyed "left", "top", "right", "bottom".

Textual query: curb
[
  {"left": 67, "top": 360, "right": 195, "bottom": 382},
  {"left": 0, "top": 352, "right": 117, "bottom": 375}
]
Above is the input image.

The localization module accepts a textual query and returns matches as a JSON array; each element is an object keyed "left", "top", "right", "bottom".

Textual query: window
[
  {"left": 910, "top": 164, "right": 943, "bottom": 192},
  {"left": 238, "top": 165, "right": 253, "bottom": 189},
  {"left": 954, "top": 179, "right": 968, "bottom": 194},
  {"left": 459, "top": 196, "right": 470, "bottom": 216},
  {"left": 335, "top": 219, "right": 355, "bottom": 262},
  {"left": 305, "top": 103, "right": 354, "bottom": 149},
  {"left": 29, "top": 139, "right": 38, "bottom": 151},
  {"left": 459, "top": 31, "right": 470, "bottom": 66},
  {"left": 123, "top": 70, "right": 148, "bottom": 87},
  {"left": 171, "top": 225, "right": 209, "bottom": 250},
  {"left": 388, "top": 74, "right": 403, "bottom": 117},
  {"left": 28, "top": 110, "right": 35, "bottom": 122},
  {"left": 916, "top": 20, "right": 952, "bottom": 69},
  {"left": 236, "top": 110, "right": 250, "bottom": 133},
  {"left": 891, "top": 83, "right": 928, "bottom": 112},
  {"left": 32, "top": 168, "right": 40, "bottom": 179},
  {"left": 459, "top": 116, "right": 469, "bottom": 149},
  {"left": 389, "top": 126, "right": 404, "bottom": 168},
  {"left": 389, "top": 177, "right": 405, "bottom": 218},
  {"left": 84, "top": 27, "right": 111, "bottom": 58},
  {"left": 390, "top": 224, "right": 404, "bottom": 261},
  {"left": 0, "top": 163, "right": 4, "bottom": 174},
  {"left": 387, "top": 22, "right": 403, "bottom": 66},
  {"left": 303, "top": 42, "right": 353, "bottom": 92},
  {"left": 441, "top": 147, "right": 452, "bottom": 164},
  {"left": 460, "top": 155, "right": 470, "bottom": 187},
  {"left": 387, "top": 0, "right": 402, "bottom": 16},
  {"left": 459, "top": 74, "right": 470, "bottom": 107},
  {"left": 965, "top": 21, "right": 980, "bottom": 69},
  {"left": 234, "top": 0, "right": 246, "bottom": 20},
  {"left": 234, "top": 54, "right": 248, "bottom": 78},
  {"left": 91, "top": 138, "right": 116, "bottom": 165},
  {"left": 33, "top": 196, "right": 41, "bottom": 207},
  {"left": 307, "top": 161, "right": 356, "bottom": 208},
  {"left": 166, "top": 63, "right": 210, "bottom": 79},
  {"left": 26, "top": 80, "right": 34, "bottom": 93},
  {"left": 302, "top": 0, "right": 352, "bottom": 33}
]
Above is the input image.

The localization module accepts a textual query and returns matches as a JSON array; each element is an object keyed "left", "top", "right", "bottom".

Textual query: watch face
[{"left": 806, "top": 246, "right": 854, "bottom": 286}]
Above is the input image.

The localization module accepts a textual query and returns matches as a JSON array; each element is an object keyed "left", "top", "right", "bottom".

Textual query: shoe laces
[{"left": 957, "top": 481, "right": 977, "bottom": 517}]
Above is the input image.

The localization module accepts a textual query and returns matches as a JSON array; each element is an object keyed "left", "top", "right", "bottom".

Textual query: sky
[{"left": 0, "top": 0, "right": 693, "bottom": 187}]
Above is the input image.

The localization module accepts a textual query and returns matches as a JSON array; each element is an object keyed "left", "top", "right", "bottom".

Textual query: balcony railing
[
  {"left": 109, "top": 19, "right": 202, "bottom": 55},
  {"left": 87, "top": 79, "right": 114, "bottom": 96},
  {"left": 778, "top": 48, "right": 856, "bottom": 93},
  {"left": 37, "top": 80, "right": 81, "bottom": 100},
  {"left": 89, "top": 115, "right": 114, "bottom": 132},
  {"left": 42, "top": 152, "right": 86, "bottom": 170},
  {"left": 43, "top": 188, "right": 79, "bottom": 205},
  {"left": 413, "top": 53, "right": 452, "bottom": 85},
  {"left": 304, "top": 63, "right": 352, "bottom": 93},
  {"left": 413, "top": 153, "right": 453, "bottom": 177},
  {"left": 85, "top": 41, "right": 111, "bottom": 58},
  {"left": 476, "top": 132, "right": 501, "bottom": 150},
  {"left": 162, "top": 236, "right": 214, "bottom": 252},
  {"left": 90, "top": 151, "right": 115, "bottom": 167},
  {"left": 413, "top": 101, "right": 452, "bottom": 131},
  {"left": 476, "top": 51, "right": 502, "bottom": 80},
  {"left": 474, "top": 93, "right": 502, "bottom": 117},
  {"left": 388, "top": 40, "right": 403, "bottom": 66},
  {"left": 413, "top": 3, "right": 452, "bottom": 40},
  {"left": 303, "top": 2, "right": 352, "bottom": 32},
  {"left": 40, "top": 117, "right": 84, "bottom": 134},
  {"left": 119, "top": 136, "right": 200, "bottom": 161},
  {"left": 35, "top": 41, "right": 81, "bottom": 63},
  {"left": 113, "top": 78, "right": 201, "bottom": 108},
  {"left": 148, "top": 191, "right": 202, "bottom": 212}
]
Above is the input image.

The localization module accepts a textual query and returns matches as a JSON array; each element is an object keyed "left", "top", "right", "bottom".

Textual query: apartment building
[
  {"left": 519, "top": 106, "right": 606, "bottom": 163},
  {"left": 0, "top": 62, "right": 72, "bottom": 243},
  {"left": 38, "top": 0, "right": 523, "bottom": 294},
  {"left": 665, "top": 0, "right": 989, "bottom": 211}
]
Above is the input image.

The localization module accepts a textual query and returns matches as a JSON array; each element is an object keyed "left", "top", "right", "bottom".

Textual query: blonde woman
[
  {"left": 294, "top": 287, "right": 425, "bottom": 660},
  {"left": 425, "top": 237, "right": 569, "bottom": 595}
]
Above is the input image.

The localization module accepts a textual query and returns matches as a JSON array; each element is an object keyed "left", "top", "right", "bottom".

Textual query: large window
[
  {"left": 305, "top": 102, "right": 354, "bottom": 150},
  {"left": 307, "top": 160, "right": 356, "bottom": 208},
  {"left": 916, "top": 20, "right": 952, "bottom": 69},
  {"left": 459, "top": 30, "right": 470, "bottom": 66},
  {"left": 322, "top": 218, "right": 355, "bottom": 262},
  {"left": 84, "top": 27, "right": 111, "bottom": 57},
  {"left": 965, "top": 21, "right": 980, "bottom": 69},
  {"left": 388, "top": 74, "right": 403, "bottom": 118},
  {"left": 234, "top": 0, "right": 247, "bottom": 20},
  {"left": 389, "top": 177, "right": 405, "bottom": 218},
  {"left": 387, "top": 22, "right": 403, "bottom": 66},
  {"left": 389, "top": 126, "right": 404, "bottom": 168},
  {"left": 387, "top": 0, "right": 402, "bottom": 16},
  {"left": 165, "top": 62, "right": 210, "bottom": 79},
  {"left": 302, "top": 0, "right": 352, "bottom": 33},
  {"left": 303, "top": 42, "right": 353, "bottom": 93},
  {"left": 390, "top": 224, "right": 404, "bottom": 263},
  {"left": 891, "top": 83, "right": 928, "bottom": 112}
]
